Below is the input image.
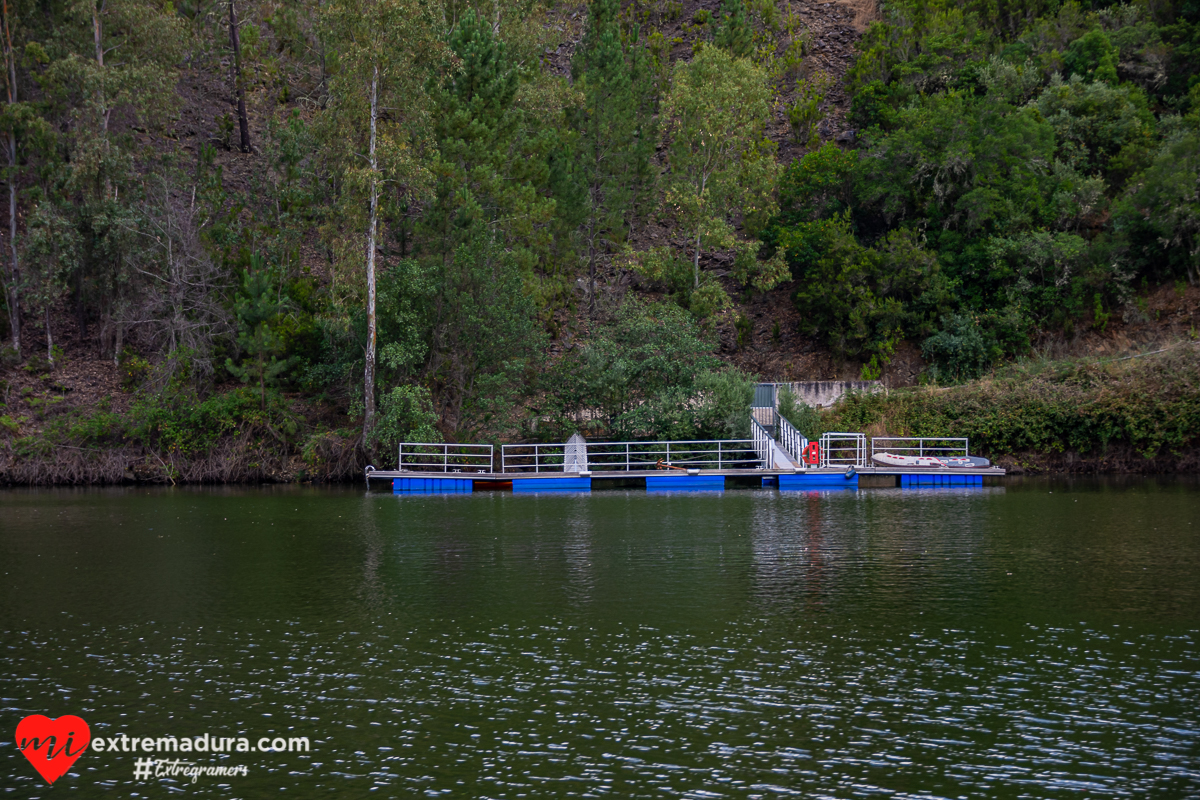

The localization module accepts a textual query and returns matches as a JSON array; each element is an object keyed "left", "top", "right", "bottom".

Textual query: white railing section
[
  {"left": 750, "top": 418, "right": 773, "bottom": 468},
  {"left": 820, "top": 432, "right": 868, "bottom": 469},
  {"left": 775, "top": 414, "right": 808, "bottom": 464},
  {"left": 870, "top": 437, "right": 968, "bottom": 460},
  {"left": 398, "top": 443, "right": 494, "bottom": 473},
  {"left": 501, "top": 440, "right": 763, "bottom": 473}
]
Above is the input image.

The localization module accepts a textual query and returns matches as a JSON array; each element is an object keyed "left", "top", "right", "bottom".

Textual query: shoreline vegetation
[
  {"left": 2, "top": 340, "right": 1196, "bottom": 485},
  {"left": 1, "top": 0, "right": 1200, "bottom": 484},
  {"left": 818, "top": 339, "right": 1200, "bottom": 475}
]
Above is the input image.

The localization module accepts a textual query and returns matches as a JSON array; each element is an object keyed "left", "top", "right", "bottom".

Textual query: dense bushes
[
  {"left": 823, "top": 346, "right": 1200, "bottom": 462},
  {"left": 3, "top": 386, "right": 332, "bottom": 484},
  {"left": 546, "top": 299, "right": 756, "bottom": 440},
  {"left": 769, "top": 0, "right": 1200, "bottom": 370}
]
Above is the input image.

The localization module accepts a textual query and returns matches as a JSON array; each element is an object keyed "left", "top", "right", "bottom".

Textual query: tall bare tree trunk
[
  {"left": 228, "top": 0, "right": 252, "bottom": 153},
  {"left": 693, "top": 174, "right": 707, "bottom": 290},
  {"left": 588, "top": 149, "right": 600, "bottom": 316},
  {"left": 92, "top": 1, "right": 103, "bottom": 66},
  {"left": 362, "top": 64, "right": 379, "bottom": 443},
  {"left": 2, "top": 0, "right": 18, "bottom": 355},
  {"left": 6, "top": 145, "right": 16, "bottom": 353},
  {"left": 93, "top": 0, "right": 113, "bottom": 205},
  {"left": 93, "top": 0, "right": 109, "bottom": 134},
  {"left": 316, "top": 0, "right": 328, "bottom": 108}
]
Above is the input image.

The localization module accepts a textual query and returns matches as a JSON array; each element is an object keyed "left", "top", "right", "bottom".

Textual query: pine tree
[
  {"left": 426, "top": 7, "right": 554, "bottom": 273},
  {"left": 417, "top": 10, "right": 548, "bottom": 434},
  {"left": 225, "top": 263, "right": 294, "bottom": 410},
  {"left": 714, "top": 0, "right": 753, "bottom": 58},
  {"left": 570, "top": 0, "right": 653, "bottom": 314}
]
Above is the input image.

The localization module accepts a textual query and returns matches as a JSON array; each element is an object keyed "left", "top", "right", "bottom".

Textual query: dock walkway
[{"left": 367, "top": 425, "right": 1003, "bottom": 493}]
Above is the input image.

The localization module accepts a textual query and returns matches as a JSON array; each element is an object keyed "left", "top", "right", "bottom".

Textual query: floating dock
[
  {"left": 372, "top": 465, "right": 1003, "bottom": 494},
  {"left": 370, "top": 424, "right": 1004, "bottom": 494}
]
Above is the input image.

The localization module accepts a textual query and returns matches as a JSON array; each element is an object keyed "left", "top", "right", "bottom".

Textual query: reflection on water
[{"left": 1, "top": 480, "right": 1198, "bottom": 798}]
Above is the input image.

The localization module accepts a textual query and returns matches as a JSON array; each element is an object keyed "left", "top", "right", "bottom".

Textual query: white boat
[
  {"left": 871, "top": 452, "right": 947, "bottom": 468},
  {"left": 871, "top": 453, "right": 991, "bottom": 469}
]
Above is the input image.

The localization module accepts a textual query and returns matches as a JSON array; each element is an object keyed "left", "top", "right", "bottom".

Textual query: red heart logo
[{"left": 15, "top": 714, "right": 91, "bottom": 785}]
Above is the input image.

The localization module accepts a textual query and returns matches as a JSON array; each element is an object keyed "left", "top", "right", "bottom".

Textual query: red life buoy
[{"left": 804, "top": 442, "right": 820, "bottom": 465}]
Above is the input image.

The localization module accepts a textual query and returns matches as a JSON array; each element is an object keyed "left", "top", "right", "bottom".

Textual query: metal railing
[
  {"left": 870, "top": 437, "right": 968, "bottom": 460},
  {"left": 775, "top": 414, "right": 808, "bottom": 464},
  {"left": 501, "top": 440, "right": 763, "bottom": 473},
  {"left": 398, "top": 443, "right": 494, "bottom": 473},
  {"left": 751, "top": 418, "right": 773, "bottom": 468},
  {"left": 819, "top": 432, "right": 868, "bottom": 469}
]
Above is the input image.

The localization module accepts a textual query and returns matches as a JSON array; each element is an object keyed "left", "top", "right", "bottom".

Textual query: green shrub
[
  {"left": 695, "top": 368, "right": 756, "bottom": 439},
  {"left": 713, "top": 0, "right": 753, "bottom": 57},
  {"left": 369, "top": 385, "right": 440, "bottom": 458},
  {"left": 734, "top": 312, "right": 752, "bottom": 347},
  {"left": 131, "top": 387, "right": 300, "bottom": 456},
  {"left": 922, "top": 314, "right": 992, "bottom": 384},
  {"left": 689, "top": 282, "right": 733, "bottom": 320},
  {"left": 793, "top": 219, "right": 950, "bottom": 358},
  {"left": 1063, "top": 28, "right": 1119, "bottom": 85},
  {"left": 777, "top": 384, "right": 821, "bottom": 438},
  {"left": 548, "top": 297, "right": 725, "bottom": 440},
  {"left": 119, "top": 348, "right": 150, "bottom": 391},
  {"left": 823, "top": 348, "right": 1200, "bottom": 460},
  {"left": 787, "top": 71, "right": 831, "bottom": 146}
]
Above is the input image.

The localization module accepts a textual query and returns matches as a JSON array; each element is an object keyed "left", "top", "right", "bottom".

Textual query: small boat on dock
[{"left": 871, "top": 453, "right": 991, "bottom": 469}]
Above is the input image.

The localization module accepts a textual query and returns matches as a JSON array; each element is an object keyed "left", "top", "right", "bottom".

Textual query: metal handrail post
[{"left": 626, "top": 443, "right": 630, "bottom": 471}]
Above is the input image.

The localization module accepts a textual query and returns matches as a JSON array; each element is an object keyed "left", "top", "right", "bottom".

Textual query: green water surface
[{"left": 1, "top": 478, "right": 1197, "bottom": 798}]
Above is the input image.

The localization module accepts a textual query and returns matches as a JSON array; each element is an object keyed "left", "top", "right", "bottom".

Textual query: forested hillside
[{"left": 0, "top": 0, "right": 1198, "bottom": 482}]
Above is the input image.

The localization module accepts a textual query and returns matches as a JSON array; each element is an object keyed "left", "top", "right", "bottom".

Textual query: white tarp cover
[{"left": 564, "top": 433, "right": 588, "bottom": 473}]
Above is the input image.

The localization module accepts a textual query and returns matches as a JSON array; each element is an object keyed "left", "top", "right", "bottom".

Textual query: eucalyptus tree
[
  {"left": 28, "top": 0, "right": 184, "bottom": 358},
  {"left": 661, "top": 45, "right": 777, "bottom": 289},
  {"left": 0, "top": 0, "right": 22, "bottom": 353},
  {"left": 319, "top": 0, "right": 444, "bottom": 441}
]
